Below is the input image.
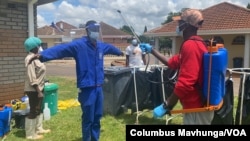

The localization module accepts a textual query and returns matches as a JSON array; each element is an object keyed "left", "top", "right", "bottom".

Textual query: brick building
[
  {"left": 0, "top": 0, "right": 57, "bottom": 105},
  {"left": 0, "top": 0, "right": 131, "bottom": 105}
]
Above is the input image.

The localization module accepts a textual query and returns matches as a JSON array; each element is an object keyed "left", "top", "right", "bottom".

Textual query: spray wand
[{"left": 117, "top": 10, "right": 140, "bottom": 43}]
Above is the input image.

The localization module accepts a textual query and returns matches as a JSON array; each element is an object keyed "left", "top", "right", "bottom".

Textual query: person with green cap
[{"left": 24, "top": 36, "right": 51, "bottom": 140}]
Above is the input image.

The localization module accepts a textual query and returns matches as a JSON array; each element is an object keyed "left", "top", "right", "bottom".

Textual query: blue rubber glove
[
  {"left": 139, "top": 43, "right": 152, "bottom": 53},
  {"left": 153, "top": 104, "right": 168, "bottom": 118}
]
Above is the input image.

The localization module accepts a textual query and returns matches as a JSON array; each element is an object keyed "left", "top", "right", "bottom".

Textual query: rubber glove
[
  {"left": 153, "top": 103, "right": 171, "bottom": 118},
  {"left": 139, "top": 43, "right": 152, "bottom": 53}
]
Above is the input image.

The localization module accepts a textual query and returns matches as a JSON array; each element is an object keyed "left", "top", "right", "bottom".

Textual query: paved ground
[
  {"left": 45, "top": 61, "right": 76, "bottom": 78},
  {"left": 45, "top": 55, "right": 242, "bottom": 96}
]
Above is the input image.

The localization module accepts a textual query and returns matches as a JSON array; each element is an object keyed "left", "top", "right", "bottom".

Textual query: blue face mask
[
  {"left": 176, "top": 26, "right": 183, "bottom": 36},
  {"left": 89, "top": 31, "right": 100, "bottom": 41},
  {"left": 38, "top": 46, "right": 43, "bottom": 53},
  {"left": 176, "top": 21, "right": 187, "bottom": 36},
  {"left": 131, "top": 39, "right": 138, "bottom": 46}
]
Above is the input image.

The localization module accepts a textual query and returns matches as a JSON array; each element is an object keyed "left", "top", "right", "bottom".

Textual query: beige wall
[
  {"left": 174, "top": 35, "right": 245, "bottom": 68},
  {"left": 203, "top": 35, "right": 245, "bottom": 68},
  {"left": 223, "top": 35, "right": 244, "bottom": 68}
]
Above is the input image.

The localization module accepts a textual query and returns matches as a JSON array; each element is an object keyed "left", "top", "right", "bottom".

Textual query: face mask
[
  {"left": 89, "top": 31, "right": 100, "bottom": 42},
  {"left": 176, "top": 26, "right": 183, "bottom": 36},
  {"left": 38, "top": 46, "right": 43, "bottom": 53},
  {"left": 131, "top": 39, "right": 138, "bottom": 46}
]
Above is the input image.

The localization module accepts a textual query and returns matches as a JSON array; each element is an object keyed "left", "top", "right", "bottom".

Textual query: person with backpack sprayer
[{"left": 140, "top": 9, "right": 215, "bottom": 124}]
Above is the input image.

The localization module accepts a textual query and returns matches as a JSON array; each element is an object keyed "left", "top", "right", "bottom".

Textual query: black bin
[
  {"left": 233, "top": 57, "right": 243, "bottom": 68},
  {"left": 103, "top": 66, "right": 132, "bottom": 116}
]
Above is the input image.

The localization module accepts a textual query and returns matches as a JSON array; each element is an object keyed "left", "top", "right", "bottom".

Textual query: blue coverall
[{"left": 39, "top": 36, "right": 123, "bottom": 141}]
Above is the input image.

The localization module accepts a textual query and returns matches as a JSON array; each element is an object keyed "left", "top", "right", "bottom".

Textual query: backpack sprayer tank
[{"left": 203, "top": 40, "right": 228, "bottom": 106}]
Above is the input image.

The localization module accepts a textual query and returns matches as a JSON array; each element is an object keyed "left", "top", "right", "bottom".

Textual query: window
[{"left": 232, "top": 36, "right": 245, "bottom": 45}]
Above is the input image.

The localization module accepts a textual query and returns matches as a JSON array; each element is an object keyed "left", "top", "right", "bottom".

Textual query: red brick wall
[{"left": 0, "top": 1, "right": 37, "bottom": 104}]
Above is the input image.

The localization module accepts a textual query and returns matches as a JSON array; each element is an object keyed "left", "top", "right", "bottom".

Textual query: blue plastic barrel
[
  {"left": 203, "top": 45, "right": 227, "bottom": 105},
  {"left": 4, "top": 106, "right": 12, "bottom": 135},
  {"left": 0, "top": 119, "right": 3, "bottom": 137},
  {"left": 0, "top": 106, "right": 12, "bottom": 137}
]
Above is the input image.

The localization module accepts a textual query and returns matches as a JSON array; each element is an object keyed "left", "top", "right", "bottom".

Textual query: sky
[{"left": 37, "top": 0, "right": 250, "bottom": 35}]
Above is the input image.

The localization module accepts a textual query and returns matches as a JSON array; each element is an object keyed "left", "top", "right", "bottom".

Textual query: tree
[
  {"left": 144, "top": 26, "right": 147, "bottom": 33},
  {"left": 159, "top": 9, "right": 188, "bottom": 51},
  {"left": 139, "top": 26, "right": 150, "bottom": 43},
  {"left": 162, "top": 11, "right": 181, "bottom": 25},
  {"left": 120, "top": 25, "right": 134, "bottom": 35},
  {"left": 162, "top": 8, "right": 188, "bottom": 25},
  {"left": 247, "top": 3, "right": 250, "bottom": 9},
  {"left": 139, "top": 35, "right": 151, "bottom": 43},
  {"left": 159, "top": 11, "right": 180, "bottom": 51}
]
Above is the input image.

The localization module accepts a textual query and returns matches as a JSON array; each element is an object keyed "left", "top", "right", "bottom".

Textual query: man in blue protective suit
[{"left": 28, "top": 20, "right": 124, "bottom": 141}]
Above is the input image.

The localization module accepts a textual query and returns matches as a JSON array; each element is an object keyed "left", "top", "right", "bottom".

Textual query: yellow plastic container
[{"left": 19, "top": 103, "right": 27, "bottom": 110}]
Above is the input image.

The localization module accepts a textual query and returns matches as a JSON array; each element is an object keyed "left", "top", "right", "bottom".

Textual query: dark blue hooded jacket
[{"left": 40, "top": 36, "right": 123, "bottom": 88}]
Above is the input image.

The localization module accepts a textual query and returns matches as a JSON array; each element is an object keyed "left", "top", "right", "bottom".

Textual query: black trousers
[{"left": 26, "top": 91, "right": 43, "bottom": 119}]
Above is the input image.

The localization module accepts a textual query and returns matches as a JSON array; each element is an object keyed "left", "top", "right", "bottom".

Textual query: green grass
[{"left": 3, "top": 76, "right": 239, "bottom": 141}]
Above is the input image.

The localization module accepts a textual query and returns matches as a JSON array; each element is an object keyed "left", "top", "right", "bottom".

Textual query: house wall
[
  {"left": 202, "top": 35, "right": 245, "bottom": 68},
  {"left": 104, "top": 38, "right": 128, "bottom": 44},
  {"left": 41, "top": 38, "right": 62, "bottom": 47},
  {"left": 175, "top": 37, "right": 182, "bottom": 53},
  {"left": 223, "top": 35, "right": 244, "bottom": 68},
  {"left": 174, "top": 35, "right": 245, "bottom": 69},
  {"left": 103, "top": 38, "right": 128, "bottom": 51},
  {"left": 0, "top": 1, "right": 36, "bottom": 104}
]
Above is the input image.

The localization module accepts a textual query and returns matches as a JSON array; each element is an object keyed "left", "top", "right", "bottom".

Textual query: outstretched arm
[
  {"left": 140, "top": 43, "right": 169, "bottom": 66},
  {"left": 103, "top": 43, "right": 124, "bottom": 56}
]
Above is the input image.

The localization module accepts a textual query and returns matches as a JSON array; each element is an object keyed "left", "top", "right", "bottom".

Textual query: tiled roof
[
  {"left": 37, "top": 21, "right": 84, "bottom": 37},
  {"left": 37, "top": 21, "right": 131, "bottom": 38},
  {"left": 55, "top": 21, "right": 78, "bottom": 29},
  {"left": 202, "top": 2, "right": 250, "bottom": 30},
  {"left": 37, "top": 25, "right": 54, "bottom": 35},
  {"left": 145, "top": 2, "right": 250, "bottom": 36},
  {"left": 100, "top": 22, "right": 131, "bottom": 38}
]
